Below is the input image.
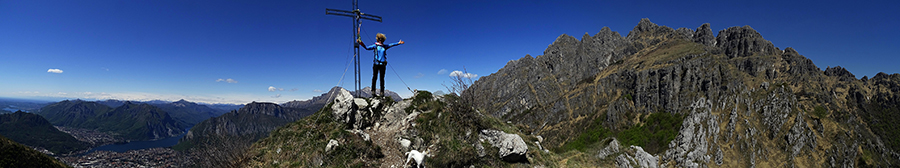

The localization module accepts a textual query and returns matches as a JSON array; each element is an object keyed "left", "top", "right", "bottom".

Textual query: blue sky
[{"left": 1, "top": 0, "right": 898, "bottom": 104}]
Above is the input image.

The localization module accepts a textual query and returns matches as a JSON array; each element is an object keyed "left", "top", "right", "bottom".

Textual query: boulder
[
  {"left": 614, "top": 145, "right": 659, "bottom": 168},
  {"left": 479, "top": 129, "right": 528, "bottom": 162},
  {"left": 325, "top": 139, "right": 339, "bottom": 152},
  {"left": 597, "top": 138, "right": 621, "bottom": 159}
]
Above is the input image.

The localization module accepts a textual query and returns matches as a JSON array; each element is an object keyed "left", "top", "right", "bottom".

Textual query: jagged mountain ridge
[{"left": 464, "top": 18, "right": 900, "bottom": 167}]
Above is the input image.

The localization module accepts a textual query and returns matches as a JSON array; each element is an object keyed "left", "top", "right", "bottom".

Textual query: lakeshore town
[
  {"left": 58, "top": 148, "right": 193, "bottom": 168},
  {"left": 47, "top": 126, "right": 194, "bottom": 167}
]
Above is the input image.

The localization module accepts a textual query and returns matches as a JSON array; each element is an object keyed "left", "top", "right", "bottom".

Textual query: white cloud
[
  {"left": 449, "top": 70, "right": 478, "bottom": 79},
  {"left": 313, "top": 89, "right": 323, "bottom": 93},
  {"left": 267, "top": 86, "right": 285, "bottom": 92},
  {"left": 47, "top": 69, "right": 63, "bottom": 73},
  {"left": 414, "top": 73, "right": 425, "bottom": 78},
  {"left": 272, "top": 94, "right": 282, "bottom": 98},
  {"left": 290, "top": 88, "right": 299, "bottom": 92},
  {"left": 437, "top": 69, "right": 448, "bottom": 74},
  {"left": 216, "top": 78, "right": 238, "bottom": 83}
]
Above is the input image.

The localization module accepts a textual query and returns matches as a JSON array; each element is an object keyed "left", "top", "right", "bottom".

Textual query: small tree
[{"left": 443, "top": 67, "right": 474, "bottom": 96}]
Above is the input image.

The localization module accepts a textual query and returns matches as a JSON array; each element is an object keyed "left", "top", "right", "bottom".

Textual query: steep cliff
[{"left": 465, "top": 18, "right": 899, "bottom": 167}]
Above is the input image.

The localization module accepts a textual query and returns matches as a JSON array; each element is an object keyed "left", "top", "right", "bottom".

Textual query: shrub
[
  {"left": 617, "top": 112, "right": 683, "bottom": 154},
  {"left": 557, "top": 116, "right": 609, "bottom": 152}
]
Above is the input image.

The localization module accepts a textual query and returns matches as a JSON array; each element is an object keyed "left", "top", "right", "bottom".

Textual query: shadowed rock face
[{"left": 465, "top": 18, "right": 900, "bottom": 167}]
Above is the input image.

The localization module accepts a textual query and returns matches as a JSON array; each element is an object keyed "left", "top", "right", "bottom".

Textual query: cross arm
[{"left": 325, "top": 8, "right": 382, "bottom": 22}]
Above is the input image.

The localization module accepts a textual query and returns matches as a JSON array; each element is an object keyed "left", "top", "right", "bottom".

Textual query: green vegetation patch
[
  {"left": 557, "top": 116, "right": 609, "bottom": 153},
  {"left": 861, "top": 101, "right": 900, "bottom": 153},
  {"left": 617, "top": 112, "right": 684, "bottom": 154},
  {"left": 812, "top": 105, "right": 827, "bottom": 119},
  {"left": 242, "top": 103, "right": 384, "bottom": 167},
  {"left": 412, "top": 93, "right": 512, "bottom": 167}
]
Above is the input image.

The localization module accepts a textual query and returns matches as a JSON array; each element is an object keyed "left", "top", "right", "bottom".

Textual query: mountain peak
[
  {"left": 632, "top": 18, "right": 658, "bottom": 33},
  {"left": 693, "top": 23, "right": 715, "bottom": 46},
  {"left": 715, "top": 25, "right": 777, "bottom": 58}
]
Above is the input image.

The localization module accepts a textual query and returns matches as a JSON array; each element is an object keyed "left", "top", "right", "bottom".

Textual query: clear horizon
[{"left": 2, "top": 0, "right": 898, "bottom": 104}]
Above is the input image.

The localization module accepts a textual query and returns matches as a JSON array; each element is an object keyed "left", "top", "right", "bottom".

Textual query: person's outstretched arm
[
  {"left": 386, "top": 39, "right": 405, "bottom": 48},
  {"left": 358, "top": 39, "right": 376, "bottom": 50}
]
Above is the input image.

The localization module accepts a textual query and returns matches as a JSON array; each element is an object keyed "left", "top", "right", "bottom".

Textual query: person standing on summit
[{"left": 358, "top": 33, "right": 404, "bottom": 96}]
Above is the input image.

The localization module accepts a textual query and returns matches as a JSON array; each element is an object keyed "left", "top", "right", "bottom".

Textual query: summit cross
[{"left": 326, "top": 0, "right": 383, "bottom": 98}]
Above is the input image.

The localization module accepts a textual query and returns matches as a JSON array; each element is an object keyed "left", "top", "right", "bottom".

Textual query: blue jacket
[{"left": 363, "top": 42, "right": 401, "bottom": 65}]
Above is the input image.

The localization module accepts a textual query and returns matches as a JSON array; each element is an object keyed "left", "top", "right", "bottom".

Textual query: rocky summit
[{"left": 237, "top": 18, "right": 900, "bottom": 167}]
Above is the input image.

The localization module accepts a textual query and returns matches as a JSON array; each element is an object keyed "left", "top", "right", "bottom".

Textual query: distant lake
[{"left": 85, "top": 131, "right": 187, "bottom": 153}]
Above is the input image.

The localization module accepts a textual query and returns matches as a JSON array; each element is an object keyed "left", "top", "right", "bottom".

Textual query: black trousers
[{"left": 372, "top": 63, "right": 386, "bottom": 95}]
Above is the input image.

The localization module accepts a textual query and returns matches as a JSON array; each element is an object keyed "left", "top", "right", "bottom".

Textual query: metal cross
[{"left": 326, "top": 0, "right": 382, "bottom": 98}]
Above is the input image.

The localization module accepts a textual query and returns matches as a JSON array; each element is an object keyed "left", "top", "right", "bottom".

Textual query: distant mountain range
[
  {"left": 0, "top": 111, "right": 88, "bottom": 154},
  {"left": 37, "top": 99, "right": 229, "bottom": 141}
]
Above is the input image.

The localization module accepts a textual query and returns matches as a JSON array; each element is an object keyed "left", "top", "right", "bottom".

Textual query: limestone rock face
[
  {"left": 715, "top": 25, "right": 777, "bottom": 58},
  {"left": 693, "top": 23, "right": 716, "bottom": 46},
  {"left": 663, "top": 98, "right": 719, "bottom": 168},
  {"left": 479, "top": 129, "right": 528, "bottom": 162}
]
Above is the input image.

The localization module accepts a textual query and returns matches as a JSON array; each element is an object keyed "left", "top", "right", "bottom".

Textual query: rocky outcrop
[
  {"left": 331, "top": 89, "right": 385, "bottom": 130},
  {"left": 715, "top": 26, "right": 777, "bottom": 58},
  {"left": 615, "top": 145, "right": 660, "bottom": 168},
  {"left": 693, "top": 23, "right": 715, "bottom": 46},
  {"left": 597, "top": 138, "right": 621, "bottom": 159},
  {"left": 662, "top": 98, "right": 719, "bottom": 168},
  {"left": 479, "top": 129, "right": 528, "bottom": 163},
  {"left": 786, "top": 113, "right": 816, "bottom": 157}
]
